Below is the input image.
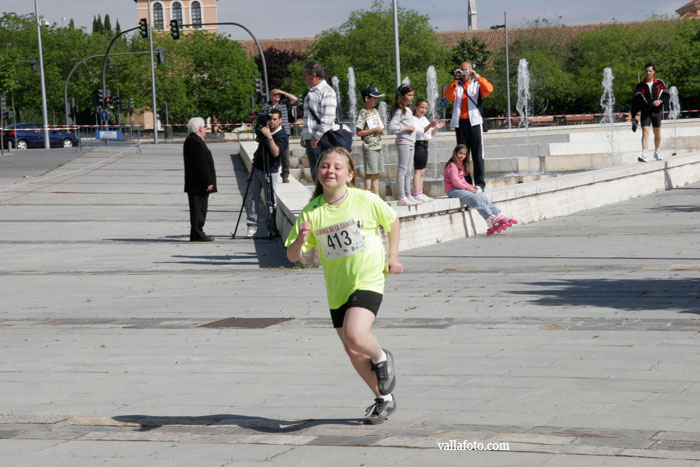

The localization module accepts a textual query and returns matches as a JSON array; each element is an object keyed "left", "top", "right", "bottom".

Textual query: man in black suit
[{"left": 183, "top": 117, "right": 217, "bottom": 241}]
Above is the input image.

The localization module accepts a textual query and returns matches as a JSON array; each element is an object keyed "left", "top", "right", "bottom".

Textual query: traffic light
[
  {"left": 128, "top": 97, "right": 134, "bottom": 112},
  {"left": 108, "top": 59, "right": 114, "bottom": 72},
  {"left": 254, "top": 77, "right": 265, "bottom": 97},
  {"left": 97, "top": 89, "right": 104, "bottom": 107},
  {"left": 0, "top": 93, "right": 5, "bottom": 112},
  {"left": 139, "top": 18, "right": 148, "bottom": 39},
  {"left": 104, "top": 89, "right": 112, "bottom": 107},
  {"left": 169, "top": 19, "right": 180, "bottom": 40},
  {"left": 155, "top": 47, "right": 166, "bottom": 65},
  {"left": 30, "top": 58, "right": 38, "bottom": 72}
]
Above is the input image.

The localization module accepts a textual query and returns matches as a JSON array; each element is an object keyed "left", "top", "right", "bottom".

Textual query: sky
[{"left": 0, "top": 0, "right": 683, "bottom": 40}]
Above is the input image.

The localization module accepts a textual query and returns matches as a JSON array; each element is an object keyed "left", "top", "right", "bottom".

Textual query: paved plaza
[{"left": 0, "top": 143, "right": 699, "bottom": 466}]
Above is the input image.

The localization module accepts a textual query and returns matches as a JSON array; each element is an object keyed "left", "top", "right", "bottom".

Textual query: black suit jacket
[{"left": 183, "top": 133, "right": 217, "bottom": 194}]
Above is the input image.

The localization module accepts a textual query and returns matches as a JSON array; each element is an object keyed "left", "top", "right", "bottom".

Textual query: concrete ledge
[{"left": 242, "top": 140, "right": 700, "bottom": 260}]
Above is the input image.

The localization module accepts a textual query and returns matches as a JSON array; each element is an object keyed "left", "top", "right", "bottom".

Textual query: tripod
[{"left": 233, "top": 135, "right": 278, "bottom": 239}]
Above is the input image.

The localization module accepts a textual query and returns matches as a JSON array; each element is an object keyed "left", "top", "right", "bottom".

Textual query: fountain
[
  {"left": 669, "top": 86, "right": 681, "bottom": 156},
  {"left": 426, "top": 65, "right": 441, "bottom": 179},
  {"left": 378, "top": 101, "right": 388, "bottom": 128},
  {"left": 347, "top": 67, "right": 357, "bottom": 133},
  {"left": 516, "top": 58, "right": 532, "bottom": 173},
  {"left": 331, "top": 76, "right": 342, "bottom": 119},
  {"left": 600, "top": 67, "right": 615, "bottom": 166}
]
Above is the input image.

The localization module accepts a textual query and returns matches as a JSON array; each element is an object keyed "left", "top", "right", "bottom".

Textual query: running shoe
[
  {"left": 654, "top": 151, "right": 662, "bottom": 160},
  {"left": 415, "top": 194, "right": 433, "bottom": 203},
  {"left": 397, "top": 197, "right": 417, "bottom": 206},
  {"left": 246, "top": 226, "right": 257, "bottom": 238},
  {"left": 373, "top": 349, "right": 396, "bottom": 395},
  {"left": 638, "top": 154, "right": 648, "bottom": 163},
  {"left": 364, "top": 396, "right": 397, "bottom": 425}
]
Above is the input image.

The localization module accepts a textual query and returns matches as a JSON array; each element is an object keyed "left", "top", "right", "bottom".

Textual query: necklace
[{"left": 325, "top": 190, "right": 348, "bottom": 205}]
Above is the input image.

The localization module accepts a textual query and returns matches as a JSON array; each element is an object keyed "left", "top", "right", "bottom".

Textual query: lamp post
[
  {"left": 33, "top": 0, "right": 50, "bottom": 148},
  {"left": 392, "top": 0, "right": 401, "bottom": 89},
  {"left": 490, "top": 12, "right": 511, "bottom": 129},
  {"left": 146, "top": 0, "right": 158, "bottom": 143}
]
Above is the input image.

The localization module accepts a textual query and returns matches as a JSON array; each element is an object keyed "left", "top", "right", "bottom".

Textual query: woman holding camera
[{"left": 443, "top": 61, "right": 493, "bottom": 191}]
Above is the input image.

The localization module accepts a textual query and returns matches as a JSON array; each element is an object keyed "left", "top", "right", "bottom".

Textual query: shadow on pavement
[
  {"left": 158, "top": 247, "right": 292, "bottom": 268},
  {"left": 513, "top": 278, "right": 700, "bottom": 314},
  {"left": 113, "top": 414, "right": 364, "bottom": 433},
  {"left": 649, "top": 204, "right": 700, "bottom": 212}
]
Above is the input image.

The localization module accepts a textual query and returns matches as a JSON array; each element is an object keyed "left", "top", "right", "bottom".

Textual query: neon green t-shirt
[{"left": 285, "top": 187, "right": 398, "bottom": 309}]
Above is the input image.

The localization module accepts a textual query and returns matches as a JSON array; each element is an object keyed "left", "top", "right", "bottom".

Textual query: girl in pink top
[{"left": 444, "top": 145, "right": 517, "bottom": 235}]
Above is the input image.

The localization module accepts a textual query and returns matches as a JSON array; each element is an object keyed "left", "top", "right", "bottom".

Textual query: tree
[
  {"left": 104, "top": 14, "right": 112, "bottom": 33},
  {"left": 283, "top": 0, "right": 450, "bottom": 120},
  {"left": 450, "top": 37, "right": 492, "bottom": 71},
  {"left": 68, "top": 18, "right": 74, "bottom": 30},
  {"left": 568, "top": 19, "right": 700, "bottom": 113},
  {"left": 255, "top": 47, "right": 301, "bottom": 96}
]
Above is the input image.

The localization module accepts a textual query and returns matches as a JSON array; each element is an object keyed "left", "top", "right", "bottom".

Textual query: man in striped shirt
[
  {"left": 262, "top": 89, "right": 298, "bottom": 183},
  {"left": 301, "top": 61, "right": 337, "bottom": 182}
]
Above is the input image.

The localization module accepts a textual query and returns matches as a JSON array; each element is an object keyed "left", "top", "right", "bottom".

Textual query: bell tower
[{"left": 468, "top": 0, "right": 478, "bottom": 30}]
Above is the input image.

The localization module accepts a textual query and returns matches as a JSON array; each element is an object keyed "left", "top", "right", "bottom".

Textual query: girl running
[
  {"left": 444, "top": 145, "right": 517, "bottom": 235},
  {"left": 388, "top": 84, "right": 418, "bottom": 206},
  {"left": 413, "top": 98, "right": 445, "bottom": 202},
  {"left": 286, "top": 147, "right": 402, "bottom": 424}
]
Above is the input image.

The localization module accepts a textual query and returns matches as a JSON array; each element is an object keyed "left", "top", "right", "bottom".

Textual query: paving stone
[{"left": 1, "top": 145, "right": 699, "bottom": 465}]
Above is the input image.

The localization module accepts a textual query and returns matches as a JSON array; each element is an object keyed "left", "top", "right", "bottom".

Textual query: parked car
[{"left": 1, "top": 123, "right": 79, "bottom": 150}]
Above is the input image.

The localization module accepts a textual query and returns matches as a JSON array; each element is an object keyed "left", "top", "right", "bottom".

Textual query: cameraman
[
  {"left": 244, "top": 109, "right": 289, "bottom": 238},
  {"left": 261, "top": 89, "right": 298, "bottom": 182},
  {"left": 443, "top": 61, "right": 493, "bottom": 191}
]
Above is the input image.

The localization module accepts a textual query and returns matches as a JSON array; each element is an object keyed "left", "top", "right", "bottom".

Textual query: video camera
[
  {"left": 455, "top": 69, "right": 475, "bottom": 79},
  {"left": 255, "top": 112, "right": 272, "bottom": 132}
]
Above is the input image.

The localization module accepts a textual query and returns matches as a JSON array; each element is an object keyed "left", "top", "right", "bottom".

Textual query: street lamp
[
  {"left": 491, "top": 12, "right": 512, "bottom": 129},
  {"left": 392, "top": 0, "right": 401, "bottom": 89},
  {"left": 133, "top": 0, "right": 159, "bottom": 143},
  {"left": 34, "top": 0, "right": 50, "bottom": 148}
]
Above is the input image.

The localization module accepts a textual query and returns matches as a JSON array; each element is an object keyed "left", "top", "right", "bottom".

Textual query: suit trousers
[
  {"left": 456, "top": 119, "right": 485, "bottom": 189},
  {"left": 187, "top": 192, "right": 209, "bottom": 240}
]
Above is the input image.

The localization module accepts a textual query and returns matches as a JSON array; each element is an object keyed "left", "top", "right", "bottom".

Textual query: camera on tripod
[{"left": 254, "top": 112, "right": 272, "bottom": 140}]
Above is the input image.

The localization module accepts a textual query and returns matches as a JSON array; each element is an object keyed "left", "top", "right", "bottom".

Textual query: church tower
[{"left": 468, "top": 0, "right": 478, "bottom": 30}]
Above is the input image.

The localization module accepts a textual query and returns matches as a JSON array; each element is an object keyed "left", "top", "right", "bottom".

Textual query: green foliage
[
  {"left": 283, "top": 0, "right": 450, "bottom": 120},
  {"left": 255, "top": 47, "right": 301, "bottom": 96},
  {"left": 567, "top": 19, "right": 700, "bottom": 112},
  {"left": 1, "top": 9, "right": 699, "bottom": 127},
  {"left": 450, "top": 37, "right": 492, "bottom": 70},
  {"left": 0, "top": 11, "right": 258, "bottom": 125}
]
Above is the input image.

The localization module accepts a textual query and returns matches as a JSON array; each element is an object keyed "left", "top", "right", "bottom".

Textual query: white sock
[
  {"left": 643, "top": 149, "right": 648, "bottom": 156},
  {"left": 372, "top": 350, "right": 387, "bottom": 365},
  {"left": 379, "top": 394, "right": 393, "bottom": 402},
  {"left": 654, "top": 148, "right": 659, "bottom": 155}
]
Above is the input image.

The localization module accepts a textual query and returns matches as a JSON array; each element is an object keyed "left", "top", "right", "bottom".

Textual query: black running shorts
[
  {"left": 330, "top": 290, "right": 383, "bottom": 328},
  {"left": 640, "top": 110, "right": 662, "bottom": 128}
]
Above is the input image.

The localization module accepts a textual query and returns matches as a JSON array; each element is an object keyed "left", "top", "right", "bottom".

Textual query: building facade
[{"left": 134, "top": 0, "right": 218, "bottom": 33}]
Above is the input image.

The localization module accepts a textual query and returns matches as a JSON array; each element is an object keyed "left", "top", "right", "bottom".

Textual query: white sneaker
[
  {"left": 415, "top": 194, "right": 433, "bottom": 203},
  {"left": 397, "top": 196, "right": 417, "bottom": 206},
  {"left": 654, "top": 152, "right": 662, "bottom": 160},
  {"left": 246, "top": 226, "right": 257, "bottom": 238},
  {"left": 407, "top": 195, "right": 422, "bottom": 204},
  {"left": 638, "top": 155, "right": 649, "bottom": 163}
]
